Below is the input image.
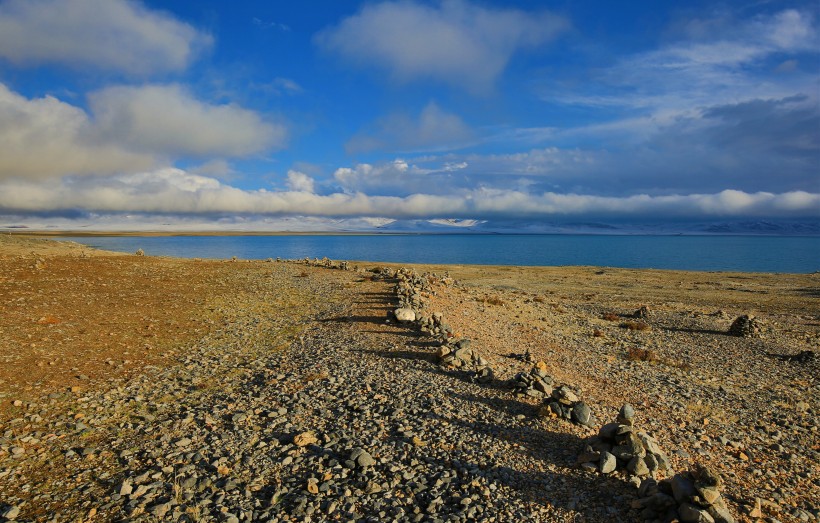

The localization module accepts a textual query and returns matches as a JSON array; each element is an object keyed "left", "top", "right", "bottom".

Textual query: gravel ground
[{"left": 0, "top": 237, "right": 817, "bottom": 523}]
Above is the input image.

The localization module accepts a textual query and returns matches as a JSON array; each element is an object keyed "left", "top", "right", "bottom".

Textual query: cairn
[
  {"left": 634, "top": 465, "right": 735, "bottom": 523},
  {"left": 512, "top": 362, "right": 596, "bottom": 427},
  {"left": 436, "top": 339, "right": 494, "bottom": 383},
  {"left": 577, "top": 404, "right": 670, "bottom": 478},
  {"left": 728, "top": 315, "right": 763, "bottom": 338}
]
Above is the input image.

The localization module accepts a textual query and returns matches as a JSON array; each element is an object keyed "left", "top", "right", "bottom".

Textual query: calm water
[{"left": 58, "top": 234, "right": 820, "bottom": 273}]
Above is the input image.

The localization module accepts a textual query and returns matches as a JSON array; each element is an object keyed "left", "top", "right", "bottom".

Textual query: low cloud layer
[
  {"left": 0, "top": 83, "right": 284, "bottom": 180},
  {"left": 1, "top": 168, "right": 816, "bottom": 220},
  {"left": 316, "top": 0, "right": 567, "bottom": 93},
  {"left": 0, "top": 0, "right": 211, "bottom": 74}
]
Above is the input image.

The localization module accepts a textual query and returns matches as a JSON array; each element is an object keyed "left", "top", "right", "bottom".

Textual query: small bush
[
  {"left": 603, "top": 313, "right": 619, "bottom": 321},
  {"left": 627, "top": 347, "right": 657, "bottom": 362},
  {"left": 621, "top": 321, "right": 650, "bottom": 331},
  {"left": 593, "top": 329, "right": 604, "bottom": 338}
]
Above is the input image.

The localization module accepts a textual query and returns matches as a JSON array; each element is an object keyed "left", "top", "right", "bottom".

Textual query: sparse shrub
[
  {"left": 603, "top": 313, "right": 619, "bottom": 321},
  {"left": 627, "top": 347, "right": 657, "bottom": 362},
  {"left": 593, "top": 329, "right": 604, "bottom": 337},
  {"left": 621, "top": 321, "right": 650, "bottom": 331},
  {"left": 485, "top": 296, "right": 504, "bottom": 306},
  {"left": 533, "top": 295, "right": 546, "bottom": 303}
]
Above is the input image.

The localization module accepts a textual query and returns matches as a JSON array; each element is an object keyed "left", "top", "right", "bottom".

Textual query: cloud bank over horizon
[
  {"left": 0, "top": 0, "right": 817, "bottom": 229},
  {"left": 1, "top": 168, "right": 816, "bottom": 223}
]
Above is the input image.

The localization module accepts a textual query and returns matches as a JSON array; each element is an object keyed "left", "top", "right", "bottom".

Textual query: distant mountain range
[
  {"left": 4, "top": 218, "right": 819, "bottom": 235},
  {"left": 369, "top": 219, "right": 820, "bottom": 235}
]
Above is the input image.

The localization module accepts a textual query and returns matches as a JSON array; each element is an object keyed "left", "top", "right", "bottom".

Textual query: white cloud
[
  {"left": 316, "top": 0, "right": 567, "bottom": 93},
  {"left": 286, "top": 170, "right": 315, "bottom": 193},
  {"left": 90, "top": 84, "right": 286, "bottom": 157},
  {"left": 347, "top": 102, "right": 474, "bottom": 153},
  {"left": 0, "top": 83, "right": 285, "bottom": 180},
  {"left": 0, "top": 83, "right": 156, "bottom": 180},
  {"left": 1, "top": 168, "right": 816, "bottom": 220},
  {"left": 0, "top": 0, "right": 211, "bottom": 74}
]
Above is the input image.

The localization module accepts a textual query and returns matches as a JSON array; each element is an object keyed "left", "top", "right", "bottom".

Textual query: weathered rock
[
  {"left": 394, "top": 308, "right": 416, "bottom": 323},
  {"left": 600, "top": 452, "right": 617, "bottom": 474},
  {"left": 293, "top": 431, "right": 319, "bottom": 447}
]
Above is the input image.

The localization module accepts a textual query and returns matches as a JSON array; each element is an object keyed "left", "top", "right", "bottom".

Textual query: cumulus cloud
[
  {"left": 0, "top": 168, "right": 816, "bottom": 220},
  {"left": 0, "top": 83, "right": 156, "bottom": 180},
  {"left": 0, "top": 0, "right": 211, "bottom": 74},
  {"left": 286, "top": 170, "right": 315, "bottom": 193},
  {"left": 90, "top": 84, "right": 286, "bottom": 157},
  {"left": 0, "top": 83, "right": 285, "bottom": 181},
  {"left": 347, "top": 102, "right": 475, "bottom": 153},
  {"left": 316, "top": 0, "right": 567, "bottom": 93}
]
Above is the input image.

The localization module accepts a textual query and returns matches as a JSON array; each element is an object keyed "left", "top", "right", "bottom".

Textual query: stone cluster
[
  {"left": 391, "top": 268, "right": 494, "bottom": 383},
  {"left": 728, "top": 314, "right": 764, "bottom": 338},
  {"left": 511, "top": 362, "right": 595, "bottom": 427},
  {"left": 634, "top": 465, "right": 735, "bottom": 523},
  {"left": 577, "top": 405, "right": 670, "bottom": 479},
  {"left": 435, "top": 339, "right": 494, "bottom": 383}
]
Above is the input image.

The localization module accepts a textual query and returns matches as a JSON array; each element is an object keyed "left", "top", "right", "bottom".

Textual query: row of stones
[{"left": 384, "top": 266, "right": 737, "bottom": 523}]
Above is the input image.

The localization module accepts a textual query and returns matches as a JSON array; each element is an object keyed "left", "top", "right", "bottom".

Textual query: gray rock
[
  {"left": 627, "top": 456, "right": 650, "bottom": 476},
  {"left": 599, "top": 452, "right": 617, "bottom": 474},
  {"left": 671, "top": 474, "right": 697, "bottom": 504},
  {"left": 619, "top": 403, "right": 635, "bottom": 422},
  {"left": 571, "top": 402, "right": 592, "bottom": 426},
  {"left": 350, "top": 448, "right": 375, "bottom": 468},
  {"left": 706, "top": 504, "right": 736, "bottom": 523},
  {"left": 679, "top": 502, "right": 716, "bottom": 523}
]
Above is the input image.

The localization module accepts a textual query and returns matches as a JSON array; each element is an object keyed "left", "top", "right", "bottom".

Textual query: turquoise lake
[{"left": 57, "top": 234, "right": 820, "bottom": 273}]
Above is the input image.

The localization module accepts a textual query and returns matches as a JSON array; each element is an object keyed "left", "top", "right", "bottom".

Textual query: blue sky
[{"left": 0, "top": 0, "right": 818, "bottom": 229}]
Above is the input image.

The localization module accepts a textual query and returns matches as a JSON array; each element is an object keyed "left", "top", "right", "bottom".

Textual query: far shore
[{"left": 3, "top": 230, "right": 409, "bottom": 237}]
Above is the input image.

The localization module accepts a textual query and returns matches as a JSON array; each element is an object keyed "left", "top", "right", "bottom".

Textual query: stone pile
[
  {"left": 728, "top": 314, "right": 764, "bottom": 338},
  {"left": 577, "top": 405, "right": 670, "bottom": 479},
  {"left": 435, "top": 339, "right": 494, "bottom": 383},
  {"left": 511, "top": 362, "right": 595, "bottom": 427},
  {"left": 633, "top": 465, "right": 735, "bottom": 523},
  {"left": 416, "top": 311, "right": 455, "bottom": 340},
  {"left": 390, "top": 267, "right": 495, "bottom": 383},
  {"left": 511, "top": 361, "right": 554, "bottom": 398}
]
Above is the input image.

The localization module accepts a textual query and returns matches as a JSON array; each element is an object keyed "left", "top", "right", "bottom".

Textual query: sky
[{"left": 0, "top": 0, "right": 818, "bottom": 230}]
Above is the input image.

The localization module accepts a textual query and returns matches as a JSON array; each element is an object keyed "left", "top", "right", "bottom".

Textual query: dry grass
[
  {"left": 621, "top": 321, "right": 651, "bottom": 331},
  {"left": 484, "top": 296, "right": 505, "bottom": 306},
  {"left": 626, "top": 347, "right": 658, "bottom": 362}
]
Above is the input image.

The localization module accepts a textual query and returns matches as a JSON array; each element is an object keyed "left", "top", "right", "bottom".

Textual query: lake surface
[{"left": 57, "top": 234, "right": 820, "bottom": 273}]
